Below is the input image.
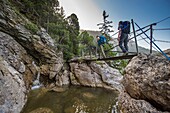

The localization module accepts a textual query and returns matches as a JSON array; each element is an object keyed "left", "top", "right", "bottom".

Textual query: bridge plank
[{"left": 68, "top": 54, "right": 137, "bottom": 63}]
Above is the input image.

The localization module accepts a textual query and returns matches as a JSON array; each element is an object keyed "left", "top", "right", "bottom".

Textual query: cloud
[{"left": 59, "top": 0, "right": 103, "bottom": 30}]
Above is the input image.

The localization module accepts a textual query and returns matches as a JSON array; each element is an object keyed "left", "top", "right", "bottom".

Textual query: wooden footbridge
[
  {"left": 69, "top": 18, "right": 170, "bottom": 63},
  {"left": 69, "top": 54, "right": 137, "bottom": 63}
]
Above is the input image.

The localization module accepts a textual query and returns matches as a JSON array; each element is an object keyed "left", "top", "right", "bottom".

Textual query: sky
[{"left": 58, "top": 0, "right": 170, "bottom": 50}]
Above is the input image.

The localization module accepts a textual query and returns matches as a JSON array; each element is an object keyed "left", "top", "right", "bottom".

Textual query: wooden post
[
  {"left": 131, "top": 19, "right": 138, "bottom": 54},
  {"left": 81, "top": 49, "right": 84, "bottom": 58},
  {"left": 89, "top": 47, "right": 92, "bottom": 59},
  {"left": 95, "top": 45, "right": 98, "bottom": 57},
  {"left": 150, "top": 25, "right": 153, "bottom": 54}
]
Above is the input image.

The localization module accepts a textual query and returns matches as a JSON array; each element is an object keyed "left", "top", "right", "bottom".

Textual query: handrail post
[
  {"left": 135, "top": 22, "right": 170, "bottom": 61},
  {"left": 131, "top": 19, "right": 138, "bottom": 54},
  {"left": 150, "top": 23, "right": 156, "bottom": 54},
  {"left": 150, "top": 25, "right": 153, "bottom": 54}
]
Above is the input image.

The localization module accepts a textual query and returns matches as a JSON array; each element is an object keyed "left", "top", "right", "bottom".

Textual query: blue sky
[
  {"left": 59, "top": 0, "right": 170, "bottom": 50},
  {"left": 95, "top": 0, "right": 170, "bottom": 50}
]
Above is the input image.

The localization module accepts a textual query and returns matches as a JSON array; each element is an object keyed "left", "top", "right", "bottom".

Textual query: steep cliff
[
  {"left": 0, "top": 0, "right": 63, "bottom": 112},
  {"left": 118, "top": 51, "right": 170, "bottom": 113}
]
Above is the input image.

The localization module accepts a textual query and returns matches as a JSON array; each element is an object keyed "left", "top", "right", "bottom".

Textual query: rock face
[
  {"left": 0, "top": 0, "right": 63, "bottom": 112},
  {"left": 119, "top": 51, "right": 170, "bottom": 113},
  {"left": 0, "top": 57, "right": 27, "bottom": 113},
  {"left": 69, "top": 61, "right": 123, "bottom": 91}
]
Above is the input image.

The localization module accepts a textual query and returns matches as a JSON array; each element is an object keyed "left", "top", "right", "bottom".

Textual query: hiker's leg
[
  {"left": 97, "top": 45, "right": 101, "bottom": 58},
  {"left": 100, "top": 45, "right": 106, "bottom": 58},
  {"left": 124, "top": 34, "right": 128, "bottom": 52},
  {"left": 119, "top": 33, "right": 126, "bottom": 53}
]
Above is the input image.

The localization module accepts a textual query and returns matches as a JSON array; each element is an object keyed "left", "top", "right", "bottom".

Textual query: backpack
[
  {"left": 119, "top": 21, "right": 130, "bottom": 34},
  {"left": 98, "top": 35, "right": 106, "bottom": 46}
]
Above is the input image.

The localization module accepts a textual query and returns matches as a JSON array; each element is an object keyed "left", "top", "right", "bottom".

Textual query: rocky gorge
[{"left": 0, "top": 0, "right": 170, "bottom": 113}]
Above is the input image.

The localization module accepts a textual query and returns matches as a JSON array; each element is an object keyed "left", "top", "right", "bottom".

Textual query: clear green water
[{"left": 21, "top": 86, "right": 119, "bottom": 113}]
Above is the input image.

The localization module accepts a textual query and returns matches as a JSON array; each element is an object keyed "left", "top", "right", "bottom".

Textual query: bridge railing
[{"left": 80, "top": 18, "right": 170, "bottom": 61}]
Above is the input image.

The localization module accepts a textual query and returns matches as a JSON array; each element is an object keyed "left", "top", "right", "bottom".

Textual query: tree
[
  {"left": 10, "top": 0, "right": 81, "bottom": 60},
  {"left": 66, "top": 13, "right": 80, "bottom": 56},
  {"left": 78, "top": 31, "right": 95, "bottom": 57},
  {"left": 59, "top": 7, "right": 65, "bottom": 19},
  {"left": 96, "top": 10, "right": 115, "bottom": 58},
  {"left": 97, "top": 10, "right": 114, "bottom": 35}
]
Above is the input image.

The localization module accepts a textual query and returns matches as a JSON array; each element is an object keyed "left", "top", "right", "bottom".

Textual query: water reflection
[{"left": 22, "top": 86, "right": 119, "bottom": 113}]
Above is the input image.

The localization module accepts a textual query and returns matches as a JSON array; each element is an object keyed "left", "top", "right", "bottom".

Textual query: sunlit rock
[
  {"left": 69, "top": 61, "right": 123, "bottom": 91},
  {"left": 119, "top": 51, "right": 170, "bottom": 112}
]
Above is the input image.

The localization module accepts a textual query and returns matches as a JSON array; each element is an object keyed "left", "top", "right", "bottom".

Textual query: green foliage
[
  {"left": 78, "top": 31, "right": 96, "bottom": 57},
  {"left": 60, "top": 45, "right": 74, "bottom": 60},
  {"left": 47, "top": 21, "right": 77, "bottom": 60},
  {"left": 66, "top": 13, "right": 80, "bottom": 56},
  {"left": 79, "top": 31, "right": 94, "bottom": 46},
  {"left": 9, "top": 0, "right": 83, "bottom": 60},
  {"left": 9, "top": 0, "right": 61, "bottom": 30},
  {"left": 111, "top": 59, "right": 128, "bottom": 74},
  {"left": 25, "top": 22, "right": 38, "bottom": 33}
]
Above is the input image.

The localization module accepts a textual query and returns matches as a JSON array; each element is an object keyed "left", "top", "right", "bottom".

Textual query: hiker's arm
[{"left": 118, "top": 29, "right": 121, "bottom": 41}]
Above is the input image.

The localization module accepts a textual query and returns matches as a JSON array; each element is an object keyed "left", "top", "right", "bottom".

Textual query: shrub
[{"left": 25, "top": 22, "right": 38, "bottom": 33}]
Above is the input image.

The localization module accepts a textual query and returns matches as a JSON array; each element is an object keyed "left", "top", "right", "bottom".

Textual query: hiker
[
  {"left": 118, "top": 21, "right": 130, "bottom": 55},
  {"left": 96, "top": 35, "right": 107, "bottom": 58}
]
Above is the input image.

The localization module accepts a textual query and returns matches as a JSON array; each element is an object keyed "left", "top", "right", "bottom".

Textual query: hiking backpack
[
  {"left": 119, "top": 21, "right": 131, "bottom": 34},
  {"left": 98, "top": 35, "right": 106, "bottom": 46}
]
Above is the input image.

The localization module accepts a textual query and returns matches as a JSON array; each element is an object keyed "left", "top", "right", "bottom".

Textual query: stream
[{"left": 21, "top": 86, "right": 119, "bottom": 113}]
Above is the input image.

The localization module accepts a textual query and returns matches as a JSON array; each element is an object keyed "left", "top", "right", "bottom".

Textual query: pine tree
[
  {"left": 97, "top": 10, "right": 114, "bottom": 35},
  {"left": 66, "top": 13, "right": 80, "bottom": 56},
  {"left": 78, "top": 31, "right": 95, "bottom": 57}
]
